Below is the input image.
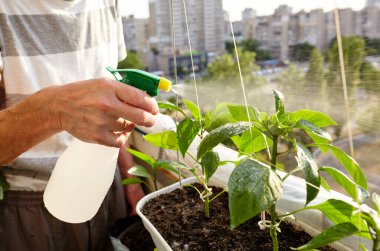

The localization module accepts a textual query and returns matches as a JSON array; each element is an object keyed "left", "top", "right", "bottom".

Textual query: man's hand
[
  {"left": 50, "top": 78, "right": 159, "bottom": 148},
  {"left": 0, "top": 77, "right": 158, "bottom": 165}
]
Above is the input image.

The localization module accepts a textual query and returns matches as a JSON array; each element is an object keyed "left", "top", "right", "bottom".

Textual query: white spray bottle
[{"left": 43, "top": 67, "right": 172, "bottom": 223}]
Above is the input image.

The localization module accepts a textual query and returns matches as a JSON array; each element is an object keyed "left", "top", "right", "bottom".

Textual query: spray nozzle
[{"left": 107, "top": 67, "right": 171, "bottom": 97}]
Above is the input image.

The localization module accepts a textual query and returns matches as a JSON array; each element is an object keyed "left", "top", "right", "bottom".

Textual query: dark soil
[
  {"left": 142, "top": 184, "right": 336, "bottom": 251},
  {"left": 119, "top": 219, "right": 155, "bottom": 251}
]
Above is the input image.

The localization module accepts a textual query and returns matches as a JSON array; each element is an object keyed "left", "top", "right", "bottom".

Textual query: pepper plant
[
  {"left": 219, "top": 90, "right": 378, "bottom": 250},
  {"left": 144, "top": 99, "right": 250, "bottom": 218}
]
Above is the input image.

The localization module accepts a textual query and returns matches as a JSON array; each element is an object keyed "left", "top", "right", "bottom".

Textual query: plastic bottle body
[{"left": 43, "top": 139, "right": 120, "bottom": 223}]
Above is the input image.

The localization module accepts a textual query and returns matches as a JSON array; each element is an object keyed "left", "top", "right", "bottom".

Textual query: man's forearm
[{"left": 0, "top": 87, "right": 60, "bottom": 165}]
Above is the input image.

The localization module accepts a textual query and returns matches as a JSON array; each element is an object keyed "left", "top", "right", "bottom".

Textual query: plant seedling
[{"left": 144, "top": 99, "right": 250, "bottom": 218}]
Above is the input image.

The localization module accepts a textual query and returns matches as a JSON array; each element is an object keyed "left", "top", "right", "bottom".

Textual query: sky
[{"left": 120, "top": 0, "right": 366, "bottom": 21}]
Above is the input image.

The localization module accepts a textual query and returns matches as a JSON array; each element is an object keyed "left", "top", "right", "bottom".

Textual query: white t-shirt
[{"left": 0, "top": 0, "right": 127, "bottom": 191}]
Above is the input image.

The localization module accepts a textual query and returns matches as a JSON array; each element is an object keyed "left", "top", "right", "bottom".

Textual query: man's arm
[{"left": 0, "top": 77, "right": 158, "bottom": 165}]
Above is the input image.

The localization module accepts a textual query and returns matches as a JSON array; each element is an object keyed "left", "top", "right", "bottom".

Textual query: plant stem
[
  {"left": 153, "top": 168, "right": 158, "bottom": 191},
  {"left": 270, "top": 135, "right": 279, "bottom": 251},
  {"left": 205, "top": 195, "right": 210, "bottom": 218}
]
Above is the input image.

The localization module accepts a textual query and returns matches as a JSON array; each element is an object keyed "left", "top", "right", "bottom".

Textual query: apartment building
[
  {"left": 148, "top": 0, "right": 224, "bottom": 54},
  {"left": 240, "top": 5, "right": 380, "bottom": 61}
]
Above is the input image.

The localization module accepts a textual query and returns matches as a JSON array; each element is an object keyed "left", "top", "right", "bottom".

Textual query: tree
[
  {"left": 118, "top": 50, "right": 145, "bottom": 70},
  {"left": 207, "top": 49, "right": 265, "bottom": 85},
  {"left": 292, "top": 43, "right": 315, "bottom": 61},
  {"left": 327, "top": 36, "right": 366, "bottom": 86},
  {"left": 305, "top": 49, "right": 325, "bottom": 85},
  {"left": 360, "top": 61, "right": 380, "bottom": 93},
  {"left": 363, "top": 36, "right": 380, "bottom": 56},
  {"left": 225, "top": 39, "right": 272, "bottom": 61}
]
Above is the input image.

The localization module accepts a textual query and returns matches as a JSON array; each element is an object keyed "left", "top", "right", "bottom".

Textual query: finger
[
  {"left": 115, "top": 84, "right": 159, "bottom": 115},
  {"left": 112, "top": 118, "right": 135, "bottom": 133},
  {"left": 96, "top": 131, "right": 130, "bottom": 148},
  {"left": 108, "top": 102, "right": 157, "bottom": 127}
]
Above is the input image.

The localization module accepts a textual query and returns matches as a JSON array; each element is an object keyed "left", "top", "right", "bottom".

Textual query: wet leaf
[
  {"left": 297, "top": 119, "right": 332, "bottom": 142},
  {"left": 204, "top": 102, "right": 237, "bottom": 130},
  {"left": 320, "top": 166, "right": 369, "bottom": 203},
  {"left": 201, "top": 151, "right": 220, "bottom": 184},
  {"left": 177, "top": 118, "right": 201, "bottom": 157},
  {"left": 293, "top": 222, "right": 358, "bottom": 250},
  {"left": 229, "top": 158, "right": 283, "bottom": 229},
  {"left": 144, "top": 130, "right": 178, "bottom": 150},
  {"left": 183, "top": 99, "right": 201, "bottom": 120},
  {"left": 273, "top": 90, "right": 287, "bottom": 124},
  {"left": 197, "top": 122, "right": 251, "bottom": 160},
  {"left": 296, "top": 143, "right": 321, "bottom": 205},
  {"left": 238, "top": 127, "right": 273, "bottom": 154}
]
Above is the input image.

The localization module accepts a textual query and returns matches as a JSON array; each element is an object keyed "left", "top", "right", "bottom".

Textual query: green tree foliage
[
  {"left": 327, "top": 36, "right": 366, "bottom": 86},
  {"left": 117, "top": 50, "right": 145, "bottom": 70},
  {"left": 292, "top": 43, "right": 315, "bottom": 61},
  {"left": 207, "top": 48, "right": 265, "bottom": 85},
  {"left": 360, "top": 61, "right": 380, "bottom": 93},
  {"left": 225, "top": 39, "right": 272, "bottom": 61},
  {"left": 363, "top": 37, "right": 380, "bottom": 56},
  {"left": 305, "top": 49, "right": 325, "bottom": 85}
]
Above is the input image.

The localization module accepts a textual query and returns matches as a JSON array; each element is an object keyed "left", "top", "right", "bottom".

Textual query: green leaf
[
  {"left": 273, "top": 90, "right": 287, "bottom": 124},
  {"left": 127, "top": 166, "right": 151, "bottom": 178},
  {"left": 238, "top": 127, "right": 273, "bottom": 154},
  {"left": 228, "top": 158, "right": 283, "bottom": 229},
  {"left": 297, "top": 119, "right": 332, "bottom": 142},
  {"left": 373, "top": 193, "right": 380, "bottom": 214},
  {"left": 291, "top": 109, "right": 337, "bottom": 127},
  {"left": 204, "top": 102, "right": 237, "bottom": 130},
  {"left": 157, "top": 101, "right": 186, "bottom": 117},
  {"left": 293, "top": 222, "right": 358, "bottom": 250},
  {"left": 157, "top": 160, "right": 191, "bottom": 174},
  {"left": 320, "top": 176, "right": 331, "bottom": 192},
  {"left": 144, "top": 130, "right": 178, "bottom": 150},
  {"left": 197, "top": 122, "right": 251, "bottom": 160},
  {"left": 320, "top": 166, "right": 369, "bottom": 203},
  {"left": 296, "top": 143, "right": 321, "bottom": 205},
  {"left": 306, "top": 199, "right": 370, "bottom": 238},
  {"left": 127, "top": 148, "right": 156, "bottom": 167},
  {"left": 273, "top": 90, "right": 285, "bottom": 114},
  {"left": 201, "top": 151, "right": 220, "bottom": 184},
  {"left": 0, "top": 172, "right": 9, "bottom": 200},
  {"left": 122, "top": 177, "right": 145, "bottom": 186},
  {"left": 326, "top": 144, "right": 368, "bottom": 190},
  {"left": 177, "top": 118, "right": 201, "bottom": 157},
  {"left": 183, "top": 99, "right": 201, "bottom": 120},
  {"left": 227, "top": 104, "right": 260, "bottom": 122},
  {"left": 359, "top": 242, "right": 369, "bottom": 251}
]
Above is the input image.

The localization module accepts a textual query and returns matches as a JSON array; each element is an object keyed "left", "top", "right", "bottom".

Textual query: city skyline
[{"left": 120, "top": 0, "right": 365, "bottom": 21}]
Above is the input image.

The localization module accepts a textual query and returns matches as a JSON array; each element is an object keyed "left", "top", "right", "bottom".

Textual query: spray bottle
[{"left": 43, "top": 67, "right": 171, "bottom": 223}]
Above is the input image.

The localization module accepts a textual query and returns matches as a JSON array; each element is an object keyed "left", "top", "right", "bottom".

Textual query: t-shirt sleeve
[{"left": 115, "top": 0, "right": 127, "bottom": 62}]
